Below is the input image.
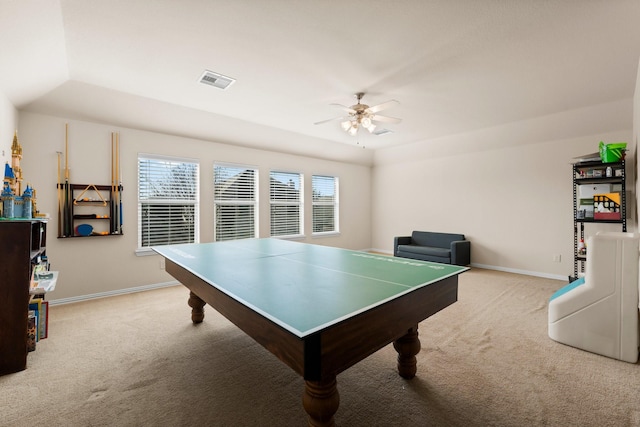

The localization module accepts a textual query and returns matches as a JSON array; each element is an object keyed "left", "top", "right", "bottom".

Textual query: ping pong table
[{"left": 153, "top": 238, "right": 468, "bottom": 426}]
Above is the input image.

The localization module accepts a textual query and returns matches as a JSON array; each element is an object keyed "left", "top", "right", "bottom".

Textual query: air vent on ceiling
[
  {"left": 372, "top": 128, "right": 393, "bottom": 136},
  {"left": 199, "top": 70, "right": 236, "bottom": 90}
]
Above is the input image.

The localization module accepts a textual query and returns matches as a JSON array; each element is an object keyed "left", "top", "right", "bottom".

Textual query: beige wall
[
  {"left": 371, "top": 100, "right": 635, "bottom": 279},
  {"left": 635, "top": 59, "right": 640, "bottom": 226},
  {"left": 0, "top": 92, "right": 18, "bottom": 165},
  {"left": 17, "top": 112, "right": 372, "bottom": 301}
]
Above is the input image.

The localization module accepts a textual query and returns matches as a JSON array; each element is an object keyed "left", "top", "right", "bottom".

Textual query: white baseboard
[
  {"left": 48, "top": 280, "right": 180, "bottom": 306},
  {"left": 470, "top": 263, "right": 566, "bottom": 281}
]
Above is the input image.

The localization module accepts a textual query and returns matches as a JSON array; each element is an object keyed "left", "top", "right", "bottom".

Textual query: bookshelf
[{"left": 0, "top": 219, "right": 48, "bottom": 375}]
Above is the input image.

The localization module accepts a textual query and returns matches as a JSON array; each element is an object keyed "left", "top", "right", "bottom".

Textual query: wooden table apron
[{"left": 165, "top": 259, "right": 458, "bottom": 382}]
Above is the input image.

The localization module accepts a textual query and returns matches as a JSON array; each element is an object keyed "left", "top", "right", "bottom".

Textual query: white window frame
[
  {"left": 214, "top": 162, "right": 259, "bottom": 241},
  {"left": 269, "top": 170, "right": 304, "bottom": 238},
  {"left": 137, "top": 153, "right": 200, "bottom": 255},
  {"left": 311, "top": 175, "right": 339, "bottom": 236}
]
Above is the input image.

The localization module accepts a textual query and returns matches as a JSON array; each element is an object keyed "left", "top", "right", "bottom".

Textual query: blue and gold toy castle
[{"left": 1, "top": 131, "right": 37, "bottom": 219}]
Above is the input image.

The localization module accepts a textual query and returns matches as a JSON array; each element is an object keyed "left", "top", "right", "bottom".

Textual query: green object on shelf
[{"left": 599, "top": 141, "right": 627, "bottom": 163}]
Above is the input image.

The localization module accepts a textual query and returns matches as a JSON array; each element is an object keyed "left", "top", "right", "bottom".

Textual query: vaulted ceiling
[{"left": 2, "top": 1, "right": 640, "bottom": 164}]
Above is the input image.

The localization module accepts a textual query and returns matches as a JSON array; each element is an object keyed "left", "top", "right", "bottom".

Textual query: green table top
[{"left": 153, "top": 238, "right": 468, "bottom": 338}]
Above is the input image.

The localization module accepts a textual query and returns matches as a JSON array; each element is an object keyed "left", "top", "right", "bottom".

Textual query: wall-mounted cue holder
[
  {"left": 57, "top": 125, "right": 123, "bottom": 238},
  {"left": 57, "top": 183, "right": 123, "bottom": 237}
]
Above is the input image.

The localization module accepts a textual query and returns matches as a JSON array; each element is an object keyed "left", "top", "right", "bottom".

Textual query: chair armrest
[
  {"left": 394, "top": 236, "right": 412, "bottom": 256},
  {"left": 450, "top": 240, "right": 471, "bottom": 266}
]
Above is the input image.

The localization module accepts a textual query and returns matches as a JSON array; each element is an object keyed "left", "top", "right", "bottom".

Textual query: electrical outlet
[
  {"left": 159, "top": 258, "right": 165, "bottom": 270},
  {"left": 552, "top": 254, "right": 561, "bottom": 263}
]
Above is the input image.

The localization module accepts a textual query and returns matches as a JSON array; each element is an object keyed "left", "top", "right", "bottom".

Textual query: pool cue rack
[
  {"left": 56, "top": 183, "right": 123, "bottom": 237},
  {"left": 57, "top": 127, "right": 123, "bottom": 238}
]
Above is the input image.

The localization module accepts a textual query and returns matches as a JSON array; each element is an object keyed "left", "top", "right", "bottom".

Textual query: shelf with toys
[
  {"left": 570, "top": 143, "right": 627, "bottom": 282},
  {"left": 0, "top": 131, "right": 53, "bottom": 375}
]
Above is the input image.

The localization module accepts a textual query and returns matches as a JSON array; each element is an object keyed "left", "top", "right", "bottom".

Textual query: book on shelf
[
  {"left": 27, "top": 311, "right": 37, "bottom": 352},
  {"left": 40, "top": 301, "right": 49, "bottom": 339},
  {"left": 28, "top": 299, "right": 49, "bottom": 341},
  {"left": 28, "top": 301, "right": 40, "bottom": 342}
]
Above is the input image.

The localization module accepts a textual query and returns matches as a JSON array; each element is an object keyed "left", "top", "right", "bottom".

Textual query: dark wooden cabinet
[{"left": 0, "top": 220, "right": 47, "bottom": 375}]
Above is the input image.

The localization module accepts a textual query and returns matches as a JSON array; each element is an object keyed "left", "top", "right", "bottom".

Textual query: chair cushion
[
  {"left": 397, "top": 244, "right": 450, "bottom": 258},
  {"left": 411, "top": 231, "right": 465, "bottom": 249}
]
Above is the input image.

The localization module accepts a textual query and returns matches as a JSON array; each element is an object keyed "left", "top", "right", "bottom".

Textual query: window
[
  {"left": 138, "top": 154, "right": 199, "bottom": 249},
  {"left": 270, "top": 171, "right": 303, "bottom": 237},
  {"left": 312, "top": 175, "right": 339, "bottom": 234},
  {"left": 214, "top": 163, "right": 258, "bottom": 241}
]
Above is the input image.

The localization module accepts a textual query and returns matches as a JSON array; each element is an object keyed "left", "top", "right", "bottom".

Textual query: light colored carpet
[{"left": 1, "top": 268, "right": 639, "bottom": 426}]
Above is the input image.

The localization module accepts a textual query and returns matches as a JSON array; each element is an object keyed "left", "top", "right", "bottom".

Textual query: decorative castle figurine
[
  {"left": 3, "top": 162, "right": 15, "bottom": 191},
  {"left": 20, "top": 184, "right": 33, "bottom": 218},
  {"left": 10, "top": 130, "right": 23, "bottom": 195},
  {"left": 1, "top": 180, "right": 14, "bottom": 218},
  {"left": 1, "top": 131, "right": 37, "bottom": 218}
]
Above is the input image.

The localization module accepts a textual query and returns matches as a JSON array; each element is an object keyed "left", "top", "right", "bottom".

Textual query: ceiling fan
[{"left": 315, "top": 92, "right": 402, "bottom": 136}]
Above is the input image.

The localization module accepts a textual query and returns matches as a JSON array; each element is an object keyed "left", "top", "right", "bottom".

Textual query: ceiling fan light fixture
[{"left": 316, "top": 93, "right": 400, "bottom": 138}]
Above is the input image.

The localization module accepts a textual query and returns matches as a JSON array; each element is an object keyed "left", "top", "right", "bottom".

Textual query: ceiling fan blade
[
  {"left": 372, "top": 114, "right": 402, "bottom": 124},
  {"left": 330, "top": 103, "right": 357, "bottom": 114},
  {"left": 367, "top": 99, "right": 399, "bottom": 114},
  {"left": 314, "top": 116, "right": 347, "bottom": 125}
]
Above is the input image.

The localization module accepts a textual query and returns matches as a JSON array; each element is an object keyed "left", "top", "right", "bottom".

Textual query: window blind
[
  {"left": 270, "top": 171, "right": 302, "bottom": 237},
  {"left": 312, "top": 175, "right": 339, "bottom": 234},
  {"left": 138, "top": 155, "right": 199, "bottom": 247},
  {"left": 214, "top": 164, "right": 258, "bottom": 241}
]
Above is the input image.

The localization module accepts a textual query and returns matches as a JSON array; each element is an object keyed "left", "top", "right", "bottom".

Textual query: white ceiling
[{"left": 2, "top": 1, "right": 640, "bottom": 164}]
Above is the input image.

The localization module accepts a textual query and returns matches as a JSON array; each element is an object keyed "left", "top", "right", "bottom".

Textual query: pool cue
[
  {"left": 110, "top": 132, "right": 115, "bottom": 234},
  {"left": 114, "top": 132, "right": 119, "bottom": 234},
  {"left": 64, "top": 124, "right": 71, "bottom": 237},
  {"left": 117, "top": 132, "right": 122, "bottom": 234},
  {"left": 57, "top": 151, "right": 62, "bottom": 237}
]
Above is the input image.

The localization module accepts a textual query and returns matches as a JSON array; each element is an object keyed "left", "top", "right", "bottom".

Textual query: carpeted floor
[{"left": 1, "top": 268, "right": 638, "bottom": 426}]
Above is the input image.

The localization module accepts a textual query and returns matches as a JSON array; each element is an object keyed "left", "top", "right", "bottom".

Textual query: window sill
[
  {"left": 311, "top": 231, "right": 341, "bottom": 238},
  {"left": 272, "top": 234, "right": 306, "bottom": 241},
  {"left": 135, "top": 247, "right": 157, "bottom": 257}
]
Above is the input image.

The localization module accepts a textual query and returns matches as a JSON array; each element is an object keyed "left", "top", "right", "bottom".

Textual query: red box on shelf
[
  {"left": 594, "top": 211, "right": 621, "bottom": 220},
  {"left": 593, "top": 193, "right": 621, "bottom": 220}
]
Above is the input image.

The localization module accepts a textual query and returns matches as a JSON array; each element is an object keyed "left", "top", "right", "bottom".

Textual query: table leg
[
  {"left": 393, "top": 326, "right": 421, "bottom": 379},
  {"left": 302, "top": 377, "right": 340, "bottom": 427},
  {"left": 188, "top": 291, "right": 205, "bottom": 323}
]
